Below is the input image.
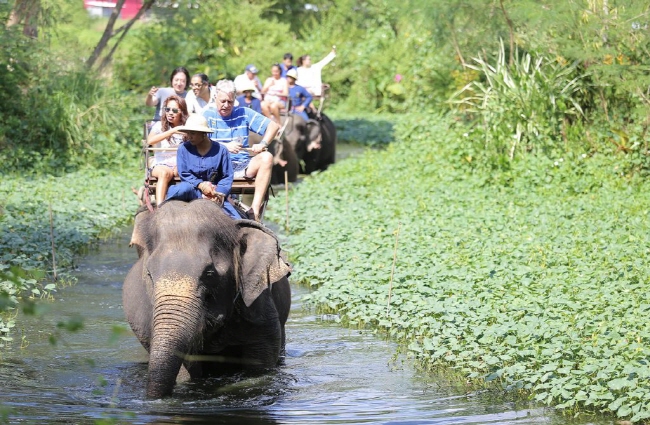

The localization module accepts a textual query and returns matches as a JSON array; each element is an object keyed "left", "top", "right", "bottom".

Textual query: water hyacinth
[{"left": 267, "top": 113, "right": 650, "bottom": 423}]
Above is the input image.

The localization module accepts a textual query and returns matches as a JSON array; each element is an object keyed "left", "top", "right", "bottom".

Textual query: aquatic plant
[
  {"left": 0, "top": 167, "right": 139, "bottom": 346},
  {"left": 267, "top": 113, "right": 650, "bottom": 422}
]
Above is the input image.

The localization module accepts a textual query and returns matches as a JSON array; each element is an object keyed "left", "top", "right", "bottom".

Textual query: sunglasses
[{"left": 164, "top": 107, "right": 180, "bottom": 113}]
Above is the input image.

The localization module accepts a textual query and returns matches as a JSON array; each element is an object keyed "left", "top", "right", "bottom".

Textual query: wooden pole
[
  {"left": 49, "top": 202, "right": 58, "bottom": 281},
  {"left": 284, "top": 170, "right": 290, "bottom": 232},
  {"left": 386, "top": 222, "right": 401, "bottom": 314}
]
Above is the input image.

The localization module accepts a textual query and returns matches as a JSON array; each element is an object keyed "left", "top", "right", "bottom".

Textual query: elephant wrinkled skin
[{"left": 123, "top": 200, "right": 292, "bottom": 399}]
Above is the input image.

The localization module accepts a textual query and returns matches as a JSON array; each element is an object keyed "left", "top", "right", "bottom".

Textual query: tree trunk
[
  {"left": 85, "top": 0, "right": 126, "bottom": 69},
  {"left": 98, "top": 0, "right": 157, "bottom": 71},
  {"left": 6, "top": 0, "right": 41, "bottom": 38}
]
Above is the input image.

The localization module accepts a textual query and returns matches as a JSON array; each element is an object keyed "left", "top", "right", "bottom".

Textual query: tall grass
[{"left": 451, "top": 41, "right": 587, "bottom": 166}]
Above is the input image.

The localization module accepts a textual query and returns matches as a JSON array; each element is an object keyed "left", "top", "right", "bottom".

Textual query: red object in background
[{"left": 83, "top": 0, "right": 143, "bottom": 19}]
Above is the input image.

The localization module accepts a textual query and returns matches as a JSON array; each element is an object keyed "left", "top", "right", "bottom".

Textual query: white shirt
[
  {"left": 149, "top": 121, "right": 184, "bottom": 168},
  {"left": 185, "top": 86, "right": 216, "bottom": 114},
  {"left": 296, "top": 51, "right": 336, "bottom": 97},
  {"left": 234, "top": 73, "right": 263, "bottom": 99}
]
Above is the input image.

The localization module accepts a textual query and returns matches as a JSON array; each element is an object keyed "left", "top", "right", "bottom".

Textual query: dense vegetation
[
  {"left": 266, "top": 113, "right": 650, "bottom": 422},
  {"left": 1, "top": 0, "right": 649, "bottom": 422}
]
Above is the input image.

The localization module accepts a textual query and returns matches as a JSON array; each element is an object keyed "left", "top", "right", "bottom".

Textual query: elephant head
[
  {"left": 123, "top": 200, "right": 292, "bottom": 398},
  {"left": 303, "top": 112, "right": 337, "bottom": 174}
]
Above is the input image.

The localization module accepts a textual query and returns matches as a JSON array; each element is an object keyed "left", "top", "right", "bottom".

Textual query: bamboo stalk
[
  {"left": 49, "top": 202, "right": 58, "bottom": 281},
  {"left": 386, "top": 222, "right": 401, "bottom": 314},
  {"left": 284, "top": 170, "right": 290, "bottom": 232}
]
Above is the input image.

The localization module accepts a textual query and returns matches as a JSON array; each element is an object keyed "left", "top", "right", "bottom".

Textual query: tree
[
  {"left": 86, "top": 0, "right": 156, "bottom": 69},
  {"left": 5, "top": 0, "right": 49, "bottom": 38}
]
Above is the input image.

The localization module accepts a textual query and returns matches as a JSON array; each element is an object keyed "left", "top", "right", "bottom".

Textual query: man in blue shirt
[
  {"left": 280, "top": 53, "right": 296, "bottom": 78},
  {"left": 165, "top": 114, "right": 239, "bottom": 218},
  {"left": 285, "top": 68, "right": 313, "bottom": 122},
  {"left": 236, "top": 80, "right": 263, "bottom": 114},
  {"left": 203, "top": 80, "right": 280, "bottom": 221}
]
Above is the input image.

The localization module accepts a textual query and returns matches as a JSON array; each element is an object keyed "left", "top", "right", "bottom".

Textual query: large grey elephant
[
  {"left": 303, "top": 112, "right": 337, "bottom": 174},
  {"left": 269, "top": 112, "right": 337, "bottom": 184},
  {"left": 123, "top": 200, "right": 292, "bottom": 399}
]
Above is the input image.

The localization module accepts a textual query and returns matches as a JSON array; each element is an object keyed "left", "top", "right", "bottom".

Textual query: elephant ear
[
  {"left": 306, "top": 118, "right": 321, "bottom": 142},
  {"left": 236, "top": 220, "right": 292, "bottom": 307},
  {"left": 129, "top": 207, "right": 152, "bottom": 258}
]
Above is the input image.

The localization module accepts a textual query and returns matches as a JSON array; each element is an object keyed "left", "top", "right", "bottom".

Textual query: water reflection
[{"left": 0, "top": 229, "right": 611, "bottom": 424}]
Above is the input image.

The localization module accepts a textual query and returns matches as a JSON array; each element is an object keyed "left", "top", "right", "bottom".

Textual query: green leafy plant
[
  {"left": 267, "top": 112, "right": 650, "bottom": 422},
  {"left": 451, "top": 41, "right": 587, "bottom": 165}
]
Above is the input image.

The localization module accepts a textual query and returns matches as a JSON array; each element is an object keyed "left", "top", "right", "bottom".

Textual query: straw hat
[
  {"left": 286, "top": 68, "right": 298, "bottom": 80},
  {"left": 240, "top": 79, "right": 257, "bottom": 93},
  {"left": 175, "top": 114, "right": 213, "bottom": 133}
]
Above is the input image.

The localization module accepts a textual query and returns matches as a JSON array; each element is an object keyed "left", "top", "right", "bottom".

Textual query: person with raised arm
[
  {"left": 145, "top": 67, "right": 190, "bottom": 121},
  {"left": 296, "top": 46, "right": 337, "bottom": 98}
]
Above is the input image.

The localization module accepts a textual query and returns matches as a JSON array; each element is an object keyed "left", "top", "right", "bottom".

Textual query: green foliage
[
  {"left": 451, "top": 41, "right": 588, "bottom": 165},
  {"left": 267, "top": 112, "right": 650, "bottom": 422},
  {"left": 114, "top": 0, "right": 293, "bottom": 88},
  {"left": 0, "top": 19, "right": 143, "bottom": 173},
  {"left": 0, "top": 167, "right": 140, "bottom": 346}
]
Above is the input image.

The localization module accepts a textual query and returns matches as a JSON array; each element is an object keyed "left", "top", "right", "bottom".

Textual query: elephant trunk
[{"left": 146, "top": 273, "right": 203, "bottom": 399}]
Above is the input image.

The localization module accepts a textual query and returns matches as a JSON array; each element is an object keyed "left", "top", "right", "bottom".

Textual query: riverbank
[
  {"left": 266, "top": 113, "right": 650, "bottom": 423},
  {"left": 0, "top": 167, "right": 140, "bottom": 345}
]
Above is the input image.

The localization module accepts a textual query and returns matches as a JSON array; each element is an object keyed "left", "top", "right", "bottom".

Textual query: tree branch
[
  {"left": 86, "top": 0, "right": 126, "bottom": 69},
  {"left": 97, "top": 0, "right": 156, "bottom": 72}
]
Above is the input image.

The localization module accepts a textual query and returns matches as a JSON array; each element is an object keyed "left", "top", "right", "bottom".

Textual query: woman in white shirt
[
  {"left": 261, "top": 64, "right": 289, "bottom": 124},
  {"left": 296, "top": 46, "right": 336, "bottom": 98}
]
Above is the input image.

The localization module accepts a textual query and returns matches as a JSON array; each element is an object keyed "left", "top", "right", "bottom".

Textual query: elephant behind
[
  {"left": 123, "top": 200, "right": 292, "bottom": 399},
  {"left": 303, "top": 112, "right": 337, "bottom": 174},
  {"left": 270, "top": 112, "right": 337, "bottom": 184}
]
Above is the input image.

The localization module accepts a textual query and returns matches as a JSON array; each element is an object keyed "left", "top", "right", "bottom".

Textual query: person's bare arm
[
  {"left": 251, "top": 120, "right": 280, "bottom": 153},
  {"left": 147, "top": 128, "right": 181, "bottom": 146},
  {"left": 145, "top": 86, "right": 159, "bottom": 107}
]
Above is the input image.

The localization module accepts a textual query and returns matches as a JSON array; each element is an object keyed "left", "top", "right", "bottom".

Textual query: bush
[{"left": 450, "top": 41, "right": 587, "bottom": 167}]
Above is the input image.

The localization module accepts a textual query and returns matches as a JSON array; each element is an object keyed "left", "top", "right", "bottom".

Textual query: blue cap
[{"left": 245, "top": 64, "right": 258, "bottom": 74}]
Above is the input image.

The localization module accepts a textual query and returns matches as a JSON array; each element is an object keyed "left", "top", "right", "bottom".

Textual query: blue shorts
[{"left": 232, "top": 159, "right": 251, "bottom": 178}]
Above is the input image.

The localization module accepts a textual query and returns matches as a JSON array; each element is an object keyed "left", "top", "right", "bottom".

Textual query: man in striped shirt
[{"left": 203, "top": 79, "right": 280, "bottom": 221}]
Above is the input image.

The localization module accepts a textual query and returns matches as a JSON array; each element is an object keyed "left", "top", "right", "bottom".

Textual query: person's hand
[
  {"left": 199, "top": 181, "right": 216, "bottom": 196},
  {"left": 225, "top": 140, "right": 242, "bottom": 154},
  {"left": 149, "top": 86, "right": 158, "bottom": 97},
  {"left": 199, "top": 182, "right": 224, "bottom": 206},
  {"left": 251, "top": 143, "right": 267, "bottom": 154}
]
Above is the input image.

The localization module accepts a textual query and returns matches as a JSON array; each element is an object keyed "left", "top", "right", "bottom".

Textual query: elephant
[
  {"left": 122, "top": 199, "right": 292, "bottom": 399},
  {"left": 251, "top": 131, "right": 299, "bottom": 185},
  {"left": 269, "top": 112, "right": 337, "bottom": 184},
  {"left": 303, "top": 112, "right": 337, "bottom": 174}
]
